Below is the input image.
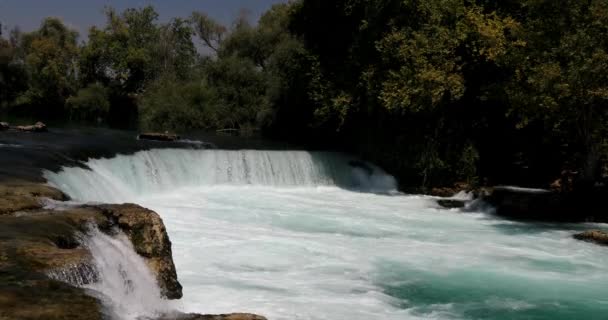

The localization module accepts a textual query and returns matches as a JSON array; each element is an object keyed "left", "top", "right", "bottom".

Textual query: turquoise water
[{"left": 45, "top": 149, "right": 608, "bottom": 319}]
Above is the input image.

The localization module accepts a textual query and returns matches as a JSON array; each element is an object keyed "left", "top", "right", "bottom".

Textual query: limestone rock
[
  {"left": 97, "top": 203, "right": 183, "bottom": 299},
  {"left": 0, "top": 208, "right": 105, "bottom": 320},
  {"left": 15, "top": 121, "right": 48, "bottom": 132},
  {"left": 0, "top": 183, "right": 68, "bottom": 215},
  {"left": 574, "top": 230, "right": 608, "bottom": 246}
]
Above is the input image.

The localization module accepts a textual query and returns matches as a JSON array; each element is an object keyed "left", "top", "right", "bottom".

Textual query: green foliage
[
  {"left": 190, "top": 12, "right": 226, "bottom": 53},
  {"left": 0, "top": 28, "right": 28, "bottom": 109},
  {"left": 139, "top": 74, "right": 220, "bottom": 131},
  {"left": 14, "top": 18, "right": 79, "bottom": 114},
  {"left": 66, "top": 83, "right": 110, "bottom": 121},
  {"left": 2, "top": 1, "right": 607, "bottom": 189},
  {"left": 505, "top": 0, "right": 608, "bottom": 182}
]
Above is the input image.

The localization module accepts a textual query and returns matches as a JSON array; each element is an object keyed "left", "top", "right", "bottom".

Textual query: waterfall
[
  {"left": 44, "top": 149, "right": 398, "bottom": 202},
  {"left": 49, "top": 226, "right": 171, "bottom": 320}
]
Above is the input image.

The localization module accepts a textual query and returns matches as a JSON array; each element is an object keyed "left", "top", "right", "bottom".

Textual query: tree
[
  {"left": 66, "top": 83, "right": 110, "bottom": 122},
  {"left": 79, "top": 6, "right": 197, "bottom": 126},
  {"left": 0, "top": 26, "right": 28, "bottom": 109},
  {"left": 190, "top": 12, "right": 226, "bottom": 53},
  {"left": 506, "top": 0, "right": 608, "bottom": 185},
  {"left": 15, "top": 18, "right": 79, "bottom": 116}
]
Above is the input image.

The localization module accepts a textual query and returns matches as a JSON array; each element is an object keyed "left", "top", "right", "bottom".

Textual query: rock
[
  {"left": 0, "top": 122, "right": 9, "bottom": 130},
  {"left": 573, "top": 230, "right": 608, "bottom": 246},
  {"left": 482, "top": 186, "right": 607, "bottom": 222},
  {"left": 138, "top": 132, "right": 180, "bottom": 142},
  {"left": 0, "top": 182, "right": 263, "bottom": 320},
  {"left": 437, "top": 199, "right": 466, "bottom": 209},
  {"left": 160, "top": 313, "right": 267, "bottom": 320},
  {"left": 15, "top": 121, "right": 48, "bottom": 132},
  {"left": 483, "top": 186, "right": 566, "bottom": 221},
  {"left": 429, "top": 182, "right": 473, "bottom": 197},
  {"left": 0, "top": 207, "right": 106, "bottom": 320},
  {"left": 0, "top": 183, "right": 183, "bottom": 320},
  {"left": 0, "top": 182, "right": 68, "bottom": 215},
  {"left": 430, "top": 187, "right": 460, "bottom": 197},
  {"left": 97, "top": 203, "right": 183, "bottom": 299}
]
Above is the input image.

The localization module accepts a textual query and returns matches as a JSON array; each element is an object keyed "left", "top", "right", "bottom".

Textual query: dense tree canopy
[{"left": 1, "top": 1, "right": 607, "bottom": 190}]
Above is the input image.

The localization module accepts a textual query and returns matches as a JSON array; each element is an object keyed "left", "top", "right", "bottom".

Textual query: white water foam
[
  {"left": 49, "top": 226, "right": 171, "bottom": 320},
  {"left": 44, "top": 149, "right": 608, "bottom": 320},
  {"left": 44, "top": 149, "right": 397, "bottom": 203}
]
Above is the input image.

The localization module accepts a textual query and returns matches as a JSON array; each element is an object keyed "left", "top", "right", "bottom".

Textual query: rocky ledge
[{"left": 0, "top": 181, "right": 266, "bottom": 320}]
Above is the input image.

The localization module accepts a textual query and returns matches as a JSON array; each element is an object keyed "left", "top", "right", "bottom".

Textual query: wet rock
[
  {"left": 573, "top": 230, "right": 608, "bottom": 246},
  {"left": 437, "top": 199, "right": 466, "bottom": 209},
  {"left": 97, "top": 203, "right": 183, "bottom": 299},
  {"left": 0, "top": 122, "right": 9, "bottom": 130},
  {"left": 482, "top": 186, "right": 608, "bottom": 222},
  {"left": 0, "top": 182, "right": 263, "bottom": 319},
  {"left": 138, "top": 132, "right": 180, "bottom": 142},
  {"left": 429, "top": 182, "right": 473, "bottom": 197},
  {"left": 161, "top": 313, "right": 267, "bottom": 320},
  {"left": 0, "top": 182, "right": 68, "bottom": 215},
  {"left": 482, "top": 186, "right": 566, "bottom": 221},
  {"left": 0, "top": 207, "right": 105, "bottom": 320},
  {"left": 0, "top": 183, "right": 183, "bottom": 320},
  {"left": 15, "top": 121, "right": 48, "bottom": 132}
]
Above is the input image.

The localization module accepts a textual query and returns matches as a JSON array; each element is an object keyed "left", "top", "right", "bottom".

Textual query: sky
[{"left": 0, "top": 0, "right": 287, "bottom": 40}]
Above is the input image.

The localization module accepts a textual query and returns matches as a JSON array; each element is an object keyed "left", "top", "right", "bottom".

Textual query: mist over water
[{"left": 45, "top": 149, "right": 608, "bottom": 319}]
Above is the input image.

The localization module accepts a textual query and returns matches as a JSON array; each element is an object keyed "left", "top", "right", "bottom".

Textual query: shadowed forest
[{"left": 1, "top": 0, "right": 607, "bottom": 191}]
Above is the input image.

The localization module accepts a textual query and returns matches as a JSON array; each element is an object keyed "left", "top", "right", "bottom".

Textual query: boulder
[
  {"left": 0, "top": 206, "right": 107, "bottom": 320},
  {"left": 15, "top": 121, "right": 48, "bottom": 132},
  {"left": 0, "top": 183, "right": 182, "bottom": 320},
  {"left": 436, "top": 199, "right": 466, "bottom": 209},
  {"left": 573, "top": 230, "right": 608, "bottom": 246},
  {"left": 97, "top": 203, "right": 183, "bottom": 299},
  {"left": 138, "top": 132, "right": 180, "bottom": 142},
  {"left": 482, "top": 186, "right": 566, "bottom": 221},
  {"left": 0, "top": 122, "right": 9, "bottom": 130},
  {"left": 483, "top": 186, "right": 608, "bottom": 222}
]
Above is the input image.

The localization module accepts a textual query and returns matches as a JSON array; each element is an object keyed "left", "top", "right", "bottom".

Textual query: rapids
[{"left": 44, "top": 149, "right": 608, "bottom": 320}]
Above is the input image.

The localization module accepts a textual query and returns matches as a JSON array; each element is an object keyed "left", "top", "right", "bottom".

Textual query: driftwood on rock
[{"left": 138, "top": 132, "right": 181, "bottom": 142}]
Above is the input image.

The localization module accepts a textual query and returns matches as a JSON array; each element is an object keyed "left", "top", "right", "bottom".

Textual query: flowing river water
[{"left": 44, "top": 149, "right": 608, "bottom": 320}]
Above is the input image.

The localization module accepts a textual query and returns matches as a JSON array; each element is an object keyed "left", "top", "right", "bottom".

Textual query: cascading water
[
  {"left": 49, "top": 226, "right": 171, "bottom": 320},
  {"left": 45, "top": 149, "right": 397, "bottom": 203},
  {"left": 45, "top": 149, "right": 608, "bottom": 320}
]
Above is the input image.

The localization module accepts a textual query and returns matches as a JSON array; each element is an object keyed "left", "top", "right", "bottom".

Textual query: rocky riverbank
[{"left": 0, "top": 181, "right": 266, "bottom": 320}]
